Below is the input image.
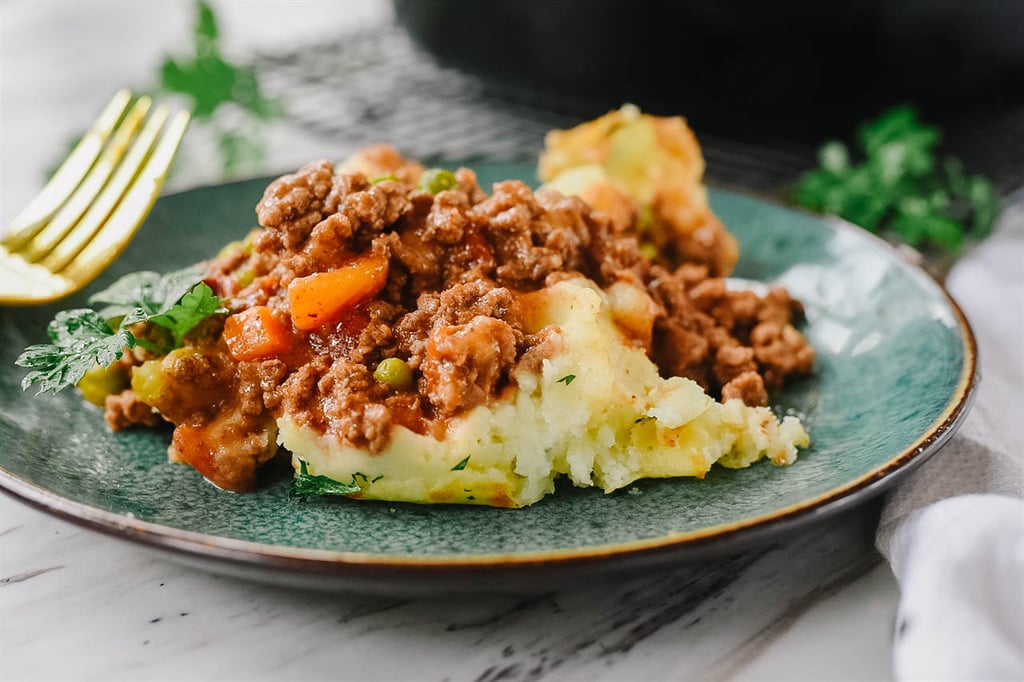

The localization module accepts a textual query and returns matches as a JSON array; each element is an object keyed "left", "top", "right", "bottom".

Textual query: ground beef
[
  {"left": 316, "top": 358, "right": 392, "bottom": 446},
  {"left": 391, "top": 280, "right": 521, "bottom": 368},
  {"left": 190, "top": 152, "right": 813, "bottom": 461},
  {"left": 104, "top": 390, "right": 161, "bottom": 431},
  {"left": 256, "top": 160, "right": 352, "bottom": 249},
  {"left": 721, "top": 371, "right": 770, "bottom": 406},
  {"left": 421, "top": 316, "right": 520, "bottom": 416},
  {"left": 751, "top": 321, "right": 816, "bottom": 388},
  {"left": 153, "top": 349, "right": 234, "bottom": 424},
  {"left": 168, "top": 398, "right": 278, "bottom": 493},
  {"left": 714, "top": 343, "right": 760, "bottom": 387},
  {"left": 646, "top": 262, "right": 813, "bottom": 399}
]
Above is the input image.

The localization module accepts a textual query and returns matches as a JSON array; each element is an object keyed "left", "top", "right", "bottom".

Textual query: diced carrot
[
  {"left": 287, "top": 252, "right": 389, "bottom": 331},
  {"left": 223, "top": 306, "right": 292, "bottom": 361}
]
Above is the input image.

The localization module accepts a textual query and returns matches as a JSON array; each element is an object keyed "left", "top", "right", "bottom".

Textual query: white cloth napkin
[{"left": 876, "top": 199, "right": 1024, "bottom": 680}]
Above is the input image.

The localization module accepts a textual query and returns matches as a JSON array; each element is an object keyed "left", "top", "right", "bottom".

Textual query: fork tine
[
  {"left": 40, "top": 104, "right": 167, "bottom": 272},
  {"left": 0, "top": 247, "right": 73, "bottom": 301},
  {"left": 21, "top": 97, "right": 152, "bottom": 264},
  {"left": 2, "top": 90, "right": 132, "bottom": 248},
  {"left": 60, "top": 110, "right": 190, "bottom": 288}
]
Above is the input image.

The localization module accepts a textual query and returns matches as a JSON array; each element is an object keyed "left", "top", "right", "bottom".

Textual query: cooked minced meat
[{"left": 108, "top": 149, "right": 813, "bottom": 490}]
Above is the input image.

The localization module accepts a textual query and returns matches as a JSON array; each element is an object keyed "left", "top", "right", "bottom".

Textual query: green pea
[
  {"left": 417, "top": 168, "right": 457, "bottom": 195},
  {"left": 374, "top": 357, "right": 413, "bottom": 390},
  {"left": 639, "top": 242, "right": 659, "bottom": 260}
]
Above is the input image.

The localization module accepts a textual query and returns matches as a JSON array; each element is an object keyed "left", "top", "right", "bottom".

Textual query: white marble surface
[{"left": 0, "top": 2, "right": 906, "bottom": 680}]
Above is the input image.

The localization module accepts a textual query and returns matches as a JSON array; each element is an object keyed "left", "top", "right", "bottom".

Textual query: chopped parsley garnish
[
  {"left": 451, "top": 455, "right": 471, "bottom": 471},
  {"left": 16, "top": 266, "right": 225, "bottom": 395},
  {"left": 793, "top": 105, "right": 999, "bottom": 253},
  {"left": 293, "top": 460, "right": 362, "bottom": 497},
  {"left": 557, "top": 374, "right": 577, "bottom": 386}
]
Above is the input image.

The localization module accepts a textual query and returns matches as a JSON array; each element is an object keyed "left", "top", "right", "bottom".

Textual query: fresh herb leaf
[
  {"left": 557, "top": 374, "right": 576, "bottom": 385},
  {"left": 967, "top": 177, "right": 998, "bottom": 238},
  {"left": 156, "top": 0, "right": 281, "bottom": 174},
  {"left": 195, "top": 0, "right": 218, "bottom": 44},
  {"left": 451, "top": 455, "right": 471, "bottom": 471},
  {"left": 148, "top": 282, "right": 226, "bottom": 346},
  {"left": 293, "top": 460, "right": 362, "bottom": 497},
  {"left": 90, "top": 267, "right": 223, "bottom": 348},
  {"left": 160, "top": 1, "right": 281, "bottom": 122},
  {"left": 793, "top": 105, "right": 999, "bottom": 254},
  {"left": 218, "top": 131, "right": 266, "bottom": 175},
  {"left": 16, "top": 310, "right": 135, "bottom": 395},
  {"left": 818, "top": 141, "right": 849, "bottom": 174},
  {"left": 858, "top": 106, "right": 940, "bottom": 171},
  {"left": 17, "top": 268, "right": 223, "bottom": 396},
  {"left": 45, "top": 1, "right": 282, "bottom": 182},
  {"left": 90, "top": 266, "right": 205, "bottom": 319}
]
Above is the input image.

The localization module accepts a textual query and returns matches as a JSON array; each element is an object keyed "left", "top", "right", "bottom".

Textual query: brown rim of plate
[{"left": 0, "top": 198, "right": 979, "bottom": 577}]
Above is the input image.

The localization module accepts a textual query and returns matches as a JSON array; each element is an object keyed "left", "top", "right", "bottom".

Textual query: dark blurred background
[
  {"left": 395, "top": 0, "right": 1024, "bottom": 137},
  {"left": 385, "top": 0, "right": 1024, "bottom": 196}
]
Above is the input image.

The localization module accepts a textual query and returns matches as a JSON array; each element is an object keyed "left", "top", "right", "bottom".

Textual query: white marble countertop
[{"left": 1, "top": 2, "right": 905, "bottom": 680}]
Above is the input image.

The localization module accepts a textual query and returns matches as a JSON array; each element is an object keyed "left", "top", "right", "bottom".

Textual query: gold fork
[{"left": 1, "top": 90, "right": 190, "bottom": 305}]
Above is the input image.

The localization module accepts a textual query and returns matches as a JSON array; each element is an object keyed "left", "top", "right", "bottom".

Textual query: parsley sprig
[
  {"left": 793, "top": 106, "right": 999, "bottom": 253},
  {"left": 15, "top": 267, "right": 225, "bottom": 395},
  {"left": 47, "top": 0, "right": 282, "bottom": 180},
  {"left": 16, "top": 311, "right": 135, "bottom": 395},
  {"left": 293, "top": 460, "right": 362, "bottom": 497},
  {"left": 91, "top": 266, "right": 225, "bottom": 349},
  {"left": 159, "top": 0, "right": 282, "bottom": 174}
]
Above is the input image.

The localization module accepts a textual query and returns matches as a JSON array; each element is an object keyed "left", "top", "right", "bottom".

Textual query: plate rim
[{"left": 0, "top": 175, "right": 979, "bottom": 576}]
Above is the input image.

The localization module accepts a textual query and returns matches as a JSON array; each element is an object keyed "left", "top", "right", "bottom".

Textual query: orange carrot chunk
[
  {"left": 287, "top": 252, "right": 389, "bottom": 331},
  {"left": 223, "top": 306, "right": 292, "bottom": 361}
]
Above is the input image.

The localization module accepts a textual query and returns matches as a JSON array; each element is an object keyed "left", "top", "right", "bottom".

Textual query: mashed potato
[
  {"left": 282, "top": 278, "right": 808, "bottom": 508},
  {"left": 540, "top": 105, "right": 739, "bottom": 276}
]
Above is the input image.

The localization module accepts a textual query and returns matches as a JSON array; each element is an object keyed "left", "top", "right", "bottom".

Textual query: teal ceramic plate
[{"left": 0, "top": 163, "right": 977, "bottom": 593}]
